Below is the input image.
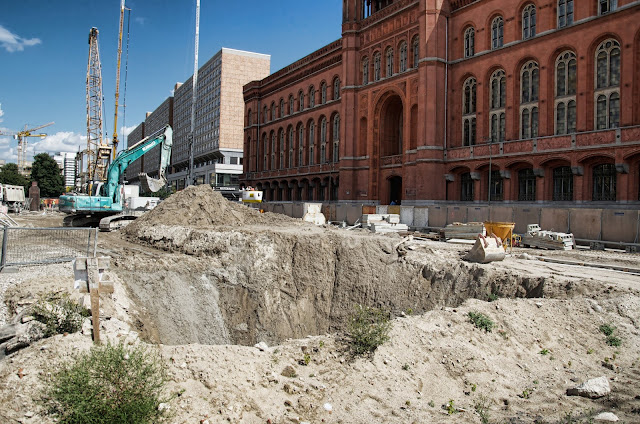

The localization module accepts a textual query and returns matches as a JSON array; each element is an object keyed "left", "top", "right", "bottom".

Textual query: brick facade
[{"left": 243, "top": 0, "right": 640, "bottom": 205}]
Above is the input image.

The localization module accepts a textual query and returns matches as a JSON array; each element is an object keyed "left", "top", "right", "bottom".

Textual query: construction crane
[
  {"left": 112, "top": 0, "right": 126, "bottom": 160},
  {"left": 0, "top": 122, "right": 54, "bottom": 174},
  {"left": 86, "top": 27, "right": 111, "bottom": 188}
]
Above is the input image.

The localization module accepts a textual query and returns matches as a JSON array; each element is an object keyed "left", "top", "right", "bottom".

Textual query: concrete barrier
[
  {"left": 601, "top": 210, "right": 639, "bottom": 243},
  {"left": 291, "top": 203, "right": 304, "bottom": 218},
  {"left": 335, "top": 204, "right": 348, "bottom": 223},
  {"left": 362, "top": 205, "right": 376, "bottom": 215},
  {"left": 377, "top": 205, "right": 389, "bottom": 215},
  {"left": 272, "top": 203, "right": 286, "bottom": 215},
  {"left": 428, "top": 206, "right": 447, "bottom": 227},
  {"left": 513, "top": 207, "right": 541, "bottom": 234},
  {"left": 400, "top": 206, "right": 414, "bottom": 226},
  {"left": 447, "top": 206, "right": 466, "bottom": 225},
  {"left": 467, "top": 206, "right": 489, "bottom": 223},
  {"left": 569, "top": 209, "right": 602, "bottom": 240},
  {"left": 413, "top": 207, "right": 429, "bottom": 228},
  {"left": 388, "top": 205, "right": 401, "bottom": 215},
  {"left": 489, "top": 207, "right": 513, "bottom": 223},
  {"left": 347, "top": 204, "right": 365, "bottom": 225},
  {"left": 540, "top": 208, "right": 569, "bottom": 233}
]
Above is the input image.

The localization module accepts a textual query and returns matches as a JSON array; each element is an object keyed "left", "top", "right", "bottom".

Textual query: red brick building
[{"left": 243, "top": 0, "right": 640, "bottom": 205}]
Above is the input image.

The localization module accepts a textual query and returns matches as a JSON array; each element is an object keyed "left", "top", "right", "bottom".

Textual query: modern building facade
[
  {"left": 124, "top": 122, "right": 145, "bottom": 183},
  {"left": 167, "top": 48, "right": 270, "bottom": 191},
  {"left": 243, "top": 0, "right": 640, "bottom": 206},
  {"left": 54, "top": 152, "right": 76, "bottom": 188}
]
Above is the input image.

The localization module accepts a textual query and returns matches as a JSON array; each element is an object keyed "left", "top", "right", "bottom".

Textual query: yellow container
[{"left": 483, "top": 221, "right": 515, "bottom": 251}]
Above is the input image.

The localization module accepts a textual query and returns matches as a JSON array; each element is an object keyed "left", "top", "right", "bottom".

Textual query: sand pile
[{"left": 124, "top": 185, "right": 299, "bottom": 234}]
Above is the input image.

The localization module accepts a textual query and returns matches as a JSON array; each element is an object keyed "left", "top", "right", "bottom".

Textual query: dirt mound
[{"left": 124, "top": 185, "right": 300, "bottom": 234}]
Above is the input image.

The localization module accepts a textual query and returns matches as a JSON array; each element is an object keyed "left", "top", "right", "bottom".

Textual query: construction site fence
[
  {"left": 0, "top": 227, "right": 98, "bottom": 269},
  {"left": 254, "top": 201, "right": 640, "bottom": 245}
]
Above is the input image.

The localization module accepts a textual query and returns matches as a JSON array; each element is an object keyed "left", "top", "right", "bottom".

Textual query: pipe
[{"left": 444, "top": 15, "right": 448, "bottom": 152}]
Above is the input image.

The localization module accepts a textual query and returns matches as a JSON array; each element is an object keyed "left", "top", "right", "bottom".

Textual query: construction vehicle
[
  {"left": 59, "top": 125, "right": 172, "bottom": 231},
  {"left": 0, "top": 184, "right": 26, "bottom": 213}
]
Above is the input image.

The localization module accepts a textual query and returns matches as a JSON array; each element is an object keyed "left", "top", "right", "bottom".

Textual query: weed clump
[
  {"left": 31, "top": 293, "right": 88, "bottom": 337},
  {"left": 42, "top": 342, "right": 170, "bottom": 424},
  {"left": 599, "top": 323, "right": 622, "bottom": 347},
  {"left": 347, "top": 304, "right": 391, "bottom": 356},
  {"left": 468, "top": 311, "right": 494, "bottom": 332}
]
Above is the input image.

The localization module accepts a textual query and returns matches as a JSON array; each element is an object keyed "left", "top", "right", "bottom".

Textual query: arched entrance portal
[
  {"left": 389, "top": 176, "right": 402, "bottom": 204},
  {"left": 380, "top": 96, "right": 403, "bottom": 157}
]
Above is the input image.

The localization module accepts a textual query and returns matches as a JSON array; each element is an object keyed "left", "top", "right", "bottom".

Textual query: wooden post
[{"left": 74, "top": 257, "right": 112, "bottom": 344}]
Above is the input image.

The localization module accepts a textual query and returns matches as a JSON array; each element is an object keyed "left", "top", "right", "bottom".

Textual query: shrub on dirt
[
  {"left": 468, "top": 312, "right": 494, "bottom": 332},
  {"left": 347, "top": 304, "right": 391, "bottom": 356},
  {"left": 42, "top": 342, "right": 170, "bottom": 424},
  {"left": 31, "top": 293, "right": 89, "bottom": 337}
]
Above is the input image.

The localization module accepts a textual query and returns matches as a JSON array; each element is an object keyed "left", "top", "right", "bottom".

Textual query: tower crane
[
  {"left": 0, "top": 122, "right": 54, "bottom": 174},
  {"left": 112, "top": 0, "right": 126, "bottom": 160}
]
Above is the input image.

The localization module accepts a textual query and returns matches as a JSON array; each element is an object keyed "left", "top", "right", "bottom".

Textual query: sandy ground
[{"left": 1, "top": 194, "right": 639, "bottom": 424}]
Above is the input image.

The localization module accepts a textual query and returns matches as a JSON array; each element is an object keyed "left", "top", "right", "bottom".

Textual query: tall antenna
[{"left": 187, "top": 0, "right": 200, "bottom": 187}]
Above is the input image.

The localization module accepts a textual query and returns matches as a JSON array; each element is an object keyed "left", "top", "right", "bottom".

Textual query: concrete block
[
  {"left": 429, "top": 206, "right": 447, "bottom": 228},
  {"left": 362, "top": 205, "right": 376, "bottom": 215},
  {"left": 282, "top": 203, "right": 293, "bottom": 217},
  {"left": 385, "top": 214, "right": 400, "bottom": 224},
  {"left": 540, "top": 208, "right": 569, "bottom": 233},
  {"left": 489, "top": 207, "right": 513, "bottom": 223},
  {"left": 467, "top": 206, "right": 489, "bottom": 223},
  {"left": 569, "top": 209, "right": 602, "bottom": 240},
  {"left": 399, "top": 206, "right": 414, "bottom": 226},
  {"left": 272, "top": 203, "right": 285, "bottom": 215},
  {"left": 377, "top": 205, "right": 388, "bottom": 215},
  {"left": 601, "top": 210, "right": 639, "bottom": 243},
  {"left": 322, "top": 203, "right": 336, "bottom": 222},
  {"left": 513, "top": 207, "right": 541, "bottom": 234},
  {"left": 447, "top": 206, "right": 467, "bottom": 225},
  {"left": 291, "top": 203, "right": 304, "bottom": 219},
  {"left": 413, "top": 207, "right": 429, "bottom": 228},
  {"left": 388, "top": 205, "right": 401, "bottom": 215},
  {"left": 335, "top": 204, "right": 348, "bottom": 223}
]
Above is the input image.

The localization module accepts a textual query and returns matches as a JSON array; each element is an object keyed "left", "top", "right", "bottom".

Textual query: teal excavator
[{"left": 59, "top": 125, "right": 173, "bottom": 231}]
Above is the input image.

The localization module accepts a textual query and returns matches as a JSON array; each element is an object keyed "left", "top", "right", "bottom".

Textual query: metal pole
[
  {"left": 488, "top": 137, "right": 492, "bottom": 204},
  {"left": 187, "top": 0, "right": 200, "bottom": 187},
  {"left": 0, "top": 228, "right": 8, "bottom": 270}
]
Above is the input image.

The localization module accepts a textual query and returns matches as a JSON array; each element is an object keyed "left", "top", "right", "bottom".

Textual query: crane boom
[
  {"left": 112, "top": 0, "right": 126, "bottom": 160},
  {"left": 86, "top": 27, "right": 109, "bottom": 188},
  {"left": 15, "top": 121, "right": 54, "bottom": 174}
]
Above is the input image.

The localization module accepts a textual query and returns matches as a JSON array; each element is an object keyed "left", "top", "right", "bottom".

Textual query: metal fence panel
[{"left": 0, "top": 227, "right": 98, "bottom": 268}]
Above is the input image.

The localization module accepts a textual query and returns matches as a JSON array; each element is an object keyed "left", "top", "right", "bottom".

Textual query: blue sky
[{"left": 0, "top": 0, "right": 342, "bottom": 164}]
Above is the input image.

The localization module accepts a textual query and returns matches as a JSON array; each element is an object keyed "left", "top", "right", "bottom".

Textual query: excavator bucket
[
  {"left": 138, "top": 173, "right": 166, "bottom": 193},
  {"left": 464, "top": 234, "right": 506, "bottom": 263}
]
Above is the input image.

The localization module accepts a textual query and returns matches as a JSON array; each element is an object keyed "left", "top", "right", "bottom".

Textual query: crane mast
[
  {"left": 112, "top": 0, "right": 126, "bottom": 160},
  {"left": 86, "top": 27, "right": 110, "bottom": 187}
]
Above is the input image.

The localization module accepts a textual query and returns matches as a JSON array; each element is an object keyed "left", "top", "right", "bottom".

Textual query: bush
[
  {"left": 468, "top": 312, "right": 494, "bottom": 332},
  {"left": 31, "top": 293, "right": 89, "bottom": 337},
  {"left": 42, "top": 342, "right": 170, "bottom": 424},
  {"left": 599, "top": 323, "right": 616, "bottom": 337},
  {"left": 606, "top": 335, "right": 622, "bottom": 347},
  {"left": 347, "top": 304, "right": 391, "bottom": 356}
]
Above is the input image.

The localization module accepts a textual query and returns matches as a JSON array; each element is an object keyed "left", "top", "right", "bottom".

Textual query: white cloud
[
  {"left": 0, "top": 25, "right": 41, "bottom": 53},
  {"left": 120, "top": 125, "right": 136, "bottom": 137},
  {"left": 0, "top": 103, "right": 4, "bottom": 122},
  {"left": 134, "top": 17, "right": 147, "bottom": 25}
]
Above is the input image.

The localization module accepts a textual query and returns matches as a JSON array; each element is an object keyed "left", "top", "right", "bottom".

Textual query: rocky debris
[
  {"left": 594, "top": 412, "right": 619, "bottom": 422},
  {"left": 566, "top": 376, "right": 611, "bottom": 398},
  {"left": 0, "top": 320, "right": 47, "bottom": 358},
  {"left": 281, "top": 365, "right": 297, "bottom": 378},
  {"left": 254, "top": 341, "right": 269, "bottom": 351}
]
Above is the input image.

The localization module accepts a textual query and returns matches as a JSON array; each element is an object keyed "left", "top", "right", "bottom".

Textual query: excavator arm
[{"left": 103, "top": 125, "right": 172, "bottom": 202}]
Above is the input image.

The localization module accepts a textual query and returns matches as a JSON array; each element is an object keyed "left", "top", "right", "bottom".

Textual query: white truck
[{"left": 0, "top": 184, "right": 26, "bottom": 213}]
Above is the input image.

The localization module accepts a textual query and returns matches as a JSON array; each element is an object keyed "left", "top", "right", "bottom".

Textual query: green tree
[
  {"left": 30, "top": 153, "right": 65, "bottom": 197},
  {"left": 0, "top": 163, "right": 29, "bottom": 189}
]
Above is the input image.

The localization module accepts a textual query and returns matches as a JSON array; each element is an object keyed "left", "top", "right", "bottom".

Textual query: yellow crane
[
  {"left": 112, "top": 0, "right": 126, "bottom": 160},
  {"left": 0, "top": 122, "right": 54, "bottom": 174}
]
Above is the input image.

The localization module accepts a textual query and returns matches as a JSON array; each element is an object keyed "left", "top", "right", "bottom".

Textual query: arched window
[
  {"left": 399, "top": 42, "right": 408, "bottom": 72},
  {"left": 412, "top": 36, "right": 419, "bottom": 68},
  {"left": 298, "top": 125, "right": 304, "bottom": 166},
  {"left": 553, "top": 166, "right": 573, "bottom": 200},
  {"left": 374, "top": 52, "right": 381, "bottom": 81},
  {"left": 520, "top": 61, "right": 539, "bottom": 139},
  {"left": 271, "top": 102, "right": 276, "bottom": 121},
  {"left": 321, "top": 82, "right": 327, "bottom": 104},
  {"left": 462, "top": 77, "right": 476, "bottom": 146},
  {"left": 593, "top": 163, "right": 616, "bottom": 201},
  {"left": 385, "top": 47, "right": 394, "bottom": 77},
  {"left": 333, "top": 114, "right": 340, "bottom": 163},
  {"left": 522, "top": 4, "right": 536, "bottom": 40},
  {"left": 289, "top": 95, "right": 294, "bottom": 115},
  {"left": 333, "top": 77, "right": 340, "bottom": 100},
  {"left": 555, "top": 51, "right": 577, "bottom": 134},
  {"left": 461, "top": 172, "right": 474, "bottom": 201},
  {"left": 262, "top": 134, "right": 268, "bottom": 170},
  {"left": 518, "top": 168, "right": 536, "bottom": 201},
  {"left": 464, "top": 27, "right": 475, "bottom": 57},
  {"left": 279, "top": 130, "right": 284, "bottom": 169},
  {"left": 270, "top": 133, "right": 276, "bottom": 170},
  {"left": 288, "top": 127, "right": 294, "bottom": 168},
  {"left": 299, "top": 91, "right": 304, "bottom": 112},
  {"left": 362, "top": 57, "right": 369, "bottom": 84},
  {"left": 594, "top": 39, "right": 621, "bottom": 130},
  {"left": 320, "top": 118, "right": 327, "bottom": 163},
  {"left": 558, "top": 0, "right": 574, "bottom": 27},
  {"left": 309, "top": 86, "right": 315, "bottom": 108},
  {"left": 280, "top": 99, "right": 285, "bottom": 117},
  {"left": 491, "top": 16, "right": 504, "bottom": 49},
  {"left": 490, "top": 69, "right": 506, "bottom": 142},
  {"left": 599, "top": 0, "right": 617, "bottom": 15},
  {"left": 308, "top": 121, "right": 315, "bottom": 165}
]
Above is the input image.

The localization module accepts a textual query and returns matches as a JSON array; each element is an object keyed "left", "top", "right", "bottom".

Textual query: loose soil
[{"left": 1, "top": 186, "right": 639, "bottom": 423}]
